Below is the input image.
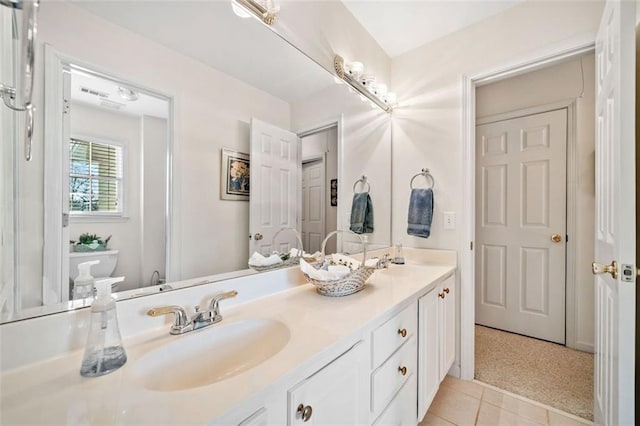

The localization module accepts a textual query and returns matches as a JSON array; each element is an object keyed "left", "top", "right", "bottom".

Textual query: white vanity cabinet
[
  {"left": 287, "top": 341, "right": 368, "bottom": 425},
  {"left": 417, "top": 272, "right": 456, "bottom": 421}
]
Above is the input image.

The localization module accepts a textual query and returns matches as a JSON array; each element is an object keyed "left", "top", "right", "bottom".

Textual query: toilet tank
[{"left": 69, "top": 250, "right": 119, "bottom": 280}]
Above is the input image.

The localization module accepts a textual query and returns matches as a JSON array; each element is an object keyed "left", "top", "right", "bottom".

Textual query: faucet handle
[
  {"left": 208, "top": 290, "right": 238, "bottom": 316},
  {"left": 147, "top": 305, "right": 189, "bottom": 334}
]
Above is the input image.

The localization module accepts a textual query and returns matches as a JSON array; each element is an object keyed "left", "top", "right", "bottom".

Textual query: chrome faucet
[{"left": 147, "top": 290, "right": 238, "bottom": 335}]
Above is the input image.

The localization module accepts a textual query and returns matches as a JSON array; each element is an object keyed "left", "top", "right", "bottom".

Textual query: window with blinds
[{"left": 69, "top": 138, "right": 123, "bottom": 215}]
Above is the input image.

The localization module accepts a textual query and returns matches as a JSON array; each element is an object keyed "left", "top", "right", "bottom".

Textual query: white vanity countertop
[{"left": 0, "top": 255, "right": 455, "bottom": 424}]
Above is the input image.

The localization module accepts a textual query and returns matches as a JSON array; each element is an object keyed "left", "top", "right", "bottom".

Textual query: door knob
[
  {"left": 592, "top": 260, "right": 617, "bottom": 279},
  {"left": 551, "top": 234, "right": 563, "bottom": 243},
  {"left": 254, "top": 233, "right": 263, "bottom": 241}
]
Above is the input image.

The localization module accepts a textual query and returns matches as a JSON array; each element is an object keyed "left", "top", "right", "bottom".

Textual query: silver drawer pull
[{"left": 296, "top": 404, "right": 312, "bottom": 422}]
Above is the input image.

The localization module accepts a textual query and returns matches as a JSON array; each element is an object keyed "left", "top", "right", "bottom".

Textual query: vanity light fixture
[
  {"left": 334, "top": 55, "right": 396, "bottom": 113},
  {"left": 230, "top": 0, "right": 278, "bottom": 25}
]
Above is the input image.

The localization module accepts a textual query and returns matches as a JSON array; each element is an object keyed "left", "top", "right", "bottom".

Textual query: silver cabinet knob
[
  {"left": 254, "top": 233, "right": 264, "bottom": 241},
  {"left": 296, "top": 404, "right": 312, "bottom": 422}
]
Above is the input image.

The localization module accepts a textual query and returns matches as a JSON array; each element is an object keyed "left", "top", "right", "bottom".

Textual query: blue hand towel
[
  {"left": 407, "top": 188, "right": 433, "bottom": 238},
  {"left": 350, "top": 192, "right": 374, "bottom": 234}
]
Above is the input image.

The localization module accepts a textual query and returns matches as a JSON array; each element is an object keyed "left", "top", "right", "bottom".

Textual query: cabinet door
[
  {"left": 440, "top": 275, "right": 456, "bottom": 381},
  {"left": 417, "top": 289, "right": 439, "bottom": 422},
  {"left": 288, "top": 341, "right": 367, "bottom": 425}
]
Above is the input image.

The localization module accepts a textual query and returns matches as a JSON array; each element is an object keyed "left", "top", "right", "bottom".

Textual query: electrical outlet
[{"left": 443, "top": 211, "right": 456, "bottom": 229}]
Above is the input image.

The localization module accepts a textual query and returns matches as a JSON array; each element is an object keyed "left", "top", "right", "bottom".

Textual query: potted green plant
[{"left": 74, "top": 233, "right": 111, "bottom": 252}]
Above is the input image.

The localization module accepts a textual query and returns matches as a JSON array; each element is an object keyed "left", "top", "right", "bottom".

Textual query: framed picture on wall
[{"left": 220, "top": 148, "right": 250, "bottom": 201}]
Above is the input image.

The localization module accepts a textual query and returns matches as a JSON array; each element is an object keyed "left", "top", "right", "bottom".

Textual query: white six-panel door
[
  {"left": 593, "top": 1, "right": 636, "bottom": 424},
  {"left": 475, "top": 109, "right": 567, "bottom": 344},
  {"left": 301, "top": 160, "right": 325, "bottom": 254},
  {"left": 249, "top": 118, "right": 301, "bottom": 256}
]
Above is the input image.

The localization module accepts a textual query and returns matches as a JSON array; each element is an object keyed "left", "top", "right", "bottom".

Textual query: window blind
[{"left": 69, "top": 138, "right": 123, "bottom": 214}]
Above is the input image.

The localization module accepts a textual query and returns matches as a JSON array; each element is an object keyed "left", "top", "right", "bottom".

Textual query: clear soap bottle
[
  {"left": 74, "top": 260, "right": 99, "bottom": 300},
  {"left": 80, "top": 277, "right": 127, "bottom": 377}
]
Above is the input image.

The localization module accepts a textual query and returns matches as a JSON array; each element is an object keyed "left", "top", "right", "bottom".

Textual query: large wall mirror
[{"left": 1, "top": 0, "right": 392, "bottom": 322}]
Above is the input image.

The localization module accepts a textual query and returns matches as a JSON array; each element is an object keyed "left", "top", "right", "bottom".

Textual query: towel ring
[
  {"left": 353, "top": 175, "right": 370, "bottom": 193},
  {"left": 410, "top": 168, "right": 435, "bottom": 190}
]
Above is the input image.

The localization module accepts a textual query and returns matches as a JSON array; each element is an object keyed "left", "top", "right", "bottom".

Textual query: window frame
[{"left": 68, "top": 134, "right": 126, "bottom": 219}]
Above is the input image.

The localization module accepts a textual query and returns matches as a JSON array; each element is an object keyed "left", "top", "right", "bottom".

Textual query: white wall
[
  {"left": 391, "top": 0, "right": 603, "bottom": 250},
  {"left": 291, "top": 84, "right": 392, "bottom": 252},
  {"left": 390, "top": 0, "right": 604, "bottom": 370},
  {"left": 476, "top": 53, "right": 596, "bottom": 351},
  {"left": 69, "top": 102, "right": 143, "bottom": 290},
  {"left": 18, "top": 1, "right": 291, "bottom": 307}
]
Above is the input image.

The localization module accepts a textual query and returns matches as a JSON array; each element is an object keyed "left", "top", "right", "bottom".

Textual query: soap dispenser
[
  {"left": 80, "top": 276, "right": 127, "bottom": 377},
  {"left": 74, "top": 260, "right": 100, "bottom": 300}
]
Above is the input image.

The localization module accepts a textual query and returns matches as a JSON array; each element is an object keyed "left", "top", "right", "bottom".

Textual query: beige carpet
[{"left": 475, "top": 325, "right": 594, "bottom": 421}]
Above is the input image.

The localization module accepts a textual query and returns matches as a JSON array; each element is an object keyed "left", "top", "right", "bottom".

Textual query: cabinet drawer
[
  {"left": 371, "top": 336, "right": 417, "bottom": 417},
  {"left": 372, "top": 303, "right": 417, "bottom": 367},
  {"left": 239, "top": 408, "right": 267, "bottom": 426},
  {"left": 373, "top": 373, "right": 417, "bottom": 426}
]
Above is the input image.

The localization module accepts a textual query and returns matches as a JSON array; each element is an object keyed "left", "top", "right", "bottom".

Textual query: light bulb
[
  {"left": 375, "top": 83, "right": 387, "bottom": 97},
  {"left": 360, "top": 74, "right": 376, "bottom": 90},
  {"left": 386, "top": 92, "right": 397, "bottom": 105},
  {"left": 345, "top": 61, "right": 364, "bottom": 80}
]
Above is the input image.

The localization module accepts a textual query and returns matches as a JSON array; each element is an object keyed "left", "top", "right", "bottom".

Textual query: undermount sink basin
[{"left": 133, "top": 319, "right": 290, "bottom": 391}]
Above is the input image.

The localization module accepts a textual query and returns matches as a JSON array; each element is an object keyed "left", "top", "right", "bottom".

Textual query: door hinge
[
  {"left": 63, "top": 98, "right": 70, "bottom": 114},
  {"left": 62, "top": 212, "right": 69, "bottom": 227},
  {"left": 470, "top": 241, "right": 473, "bottom": 250}
]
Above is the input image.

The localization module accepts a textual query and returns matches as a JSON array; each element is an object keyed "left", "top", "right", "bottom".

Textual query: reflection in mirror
[
  {"left": 1, "top": 0, "right": 392, "bottom": 323},
  {"left": 63, "top": 66, "right": 170, "bottom": 300}
]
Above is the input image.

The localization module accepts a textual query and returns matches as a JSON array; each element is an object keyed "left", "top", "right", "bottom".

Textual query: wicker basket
[
  {"left": 249, "top": 228, "right": 304, "bottom": 272},
  {"left": 302, "top": 230, "right": 382, "bottom": 297}
]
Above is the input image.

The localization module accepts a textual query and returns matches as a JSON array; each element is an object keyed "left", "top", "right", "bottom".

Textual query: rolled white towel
[
  {"left": 328, "top": 265, "right": 351, "bottom": 279},
  {"left": 300, "top": 258, "right": 348, "bottom": 281},
  {"left": 248, "top": 251, "right": 283, "bottom": 267}
]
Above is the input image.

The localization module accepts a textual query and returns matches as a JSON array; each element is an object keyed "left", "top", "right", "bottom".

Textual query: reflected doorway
[{"left": 300, "top": 125, "right": 338, "bottom": 255}]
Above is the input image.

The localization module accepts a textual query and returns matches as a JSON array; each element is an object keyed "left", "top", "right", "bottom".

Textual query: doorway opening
[
  {"left": 299, "top": 125, "right": 339, "bottom": 254},
  {"left": 472, "top": 53, "right": 595, "bottom": 421}
]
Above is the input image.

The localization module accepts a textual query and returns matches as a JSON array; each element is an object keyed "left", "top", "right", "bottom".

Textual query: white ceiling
[{"left": 342, "top": 0, "right": 525, "bottom": 58}]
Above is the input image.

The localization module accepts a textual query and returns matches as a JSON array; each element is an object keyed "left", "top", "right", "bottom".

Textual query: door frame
[
  {"left": 296, "top": 116, "right": 343, "bottom": 252},
  {"left": 459, "top": 41, "right": 595, "bottom": 380},
  {"left": 301, "top": 155, "right": 327, "bottom": 253},
  {"left": 475, "top": 101, "right": 578, "bottom": 348}
]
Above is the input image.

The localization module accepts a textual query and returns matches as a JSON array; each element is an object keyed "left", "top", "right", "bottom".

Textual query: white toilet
[{"left": 69, "top": 250, "right": 120, "bottom": 291}]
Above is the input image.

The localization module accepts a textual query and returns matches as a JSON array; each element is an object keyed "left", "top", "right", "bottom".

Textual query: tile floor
[{"left": 420, "top": 377, "right": 592, "bottom": 426}]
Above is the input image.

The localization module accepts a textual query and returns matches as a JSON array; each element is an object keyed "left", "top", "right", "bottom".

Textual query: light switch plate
[{"left": 443, "top": 211, "right": 456, "bottom": 229}]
